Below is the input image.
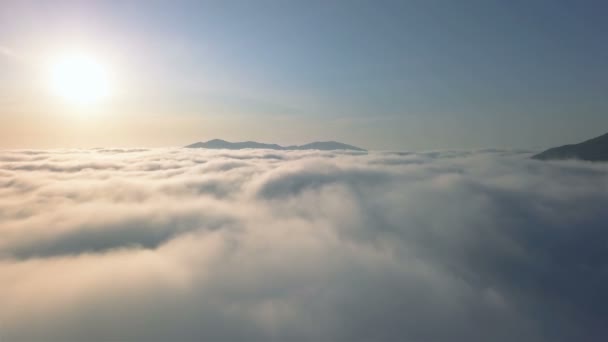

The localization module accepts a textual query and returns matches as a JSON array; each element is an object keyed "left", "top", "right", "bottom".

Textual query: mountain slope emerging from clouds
[
  {"left": 186, "top": 139, "right": 366, "bottom": 151},
  {"left": 533, "top": 132, "right": 608, "bottom": 161}
]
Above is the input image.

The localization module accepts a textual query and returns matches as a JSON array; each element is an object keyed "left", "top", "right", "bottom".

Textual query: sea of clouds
[{"left": 1, "top": 147, "right": 608, "bottom": 341}]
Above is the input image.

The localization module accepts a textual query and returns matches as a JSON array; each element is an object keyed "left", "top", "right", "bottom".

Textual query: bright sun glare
[{"left": 49, "top": 53, "right": 111, "bottom": 105}]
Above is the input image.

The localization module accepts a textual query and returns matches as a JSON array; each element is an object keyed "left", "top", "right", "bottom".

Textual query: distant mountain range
[
  {"left": 533, "top": 132, "right": 608, "bottom": 161},
  {"left": 186, "top": 139, "right": 366, "bottom": 151}
]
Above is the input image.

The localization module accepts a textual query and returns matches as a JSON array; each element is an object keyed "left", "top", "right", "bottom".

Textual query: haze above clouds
[{"left": 1, "top": 148, "right": 608, "bottom": 341}]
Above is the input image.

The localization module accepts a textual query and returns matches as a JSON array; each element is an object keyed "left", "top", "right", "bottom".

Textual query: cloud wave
[{"left": 1, "top": 148, "right": 608, "bottom": 341}]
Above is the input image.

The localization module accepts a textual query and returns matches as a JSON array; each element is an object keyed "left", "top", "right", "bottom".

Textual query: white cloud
[{"left": 1, "top": 148, "right": 607, "bottom": 341}]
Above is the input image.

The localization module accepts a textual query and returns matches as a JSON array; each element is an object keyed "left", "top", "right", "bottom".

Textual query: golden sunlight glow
[{"left": 49, "top": 53, "right": 111, "bottom": 105}]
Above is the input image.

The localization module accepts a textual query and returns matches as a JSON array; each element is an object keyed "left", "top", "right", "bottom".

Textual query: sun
[{"left": 49, "top": 53, "right": 111, "bottom": 105}]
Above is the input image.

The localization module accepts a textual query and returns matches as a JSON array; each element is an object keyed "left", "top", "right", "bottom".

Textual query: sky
[{"left": 1, "top": 0, "right": 607, "bottom": 150}]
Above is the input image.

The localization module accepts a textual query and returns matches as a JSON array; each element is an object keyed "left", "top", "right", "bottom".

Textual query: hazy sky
[{"left": 1, "top": 0, "right": 607, "bottom": 150}]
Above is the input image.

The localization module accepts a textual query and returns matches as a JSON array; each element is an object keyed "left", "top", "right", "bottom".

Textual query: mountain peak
[{"left": 185, "top": 139, "right": 366, "bottom": 151}]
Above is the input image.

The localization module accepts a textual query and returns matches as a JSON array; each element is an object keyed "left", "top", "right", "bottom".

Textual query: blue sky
[{"left": 1, "top": 0, "right": 607, "bottom": 149}]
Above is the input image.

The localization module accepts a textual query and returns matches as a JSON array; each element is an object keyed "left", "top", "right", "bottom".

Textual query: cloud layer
[{"left": 1, "top": 148, "right": 608, "bottom": 341}]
